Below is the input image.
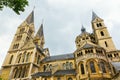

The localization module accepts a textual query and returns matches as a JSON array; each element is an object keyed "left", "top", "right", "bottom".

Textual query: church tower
[
  {"left": 9, "top": 10, "right": 35, "bottom": 51},
  {"left": 91, "top": 12, "right": 116, "bottom": 52},
  {"left": 1, "top": 10, "right": 50, "bottom": 80}
]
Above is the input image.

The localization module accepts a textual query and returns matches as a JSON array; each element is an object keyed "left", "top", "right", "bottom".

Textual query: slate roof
[
  {"left": 82, "top": 43, "right": 101, "bottom": 49},
  {"left": 111, "top": 62, "right": 120, "bottom": 71},
  {"left": 92, "top": 11, "right": 99, "bottom": 21},
  {"left": 26, "top": 10, "right": 34, "bottom": 24},
  {"left": 83, "top": 44, "right": 94, "bottom": 48},
  {"left": 31, "top": 69, "right": 76, "bottom": 77},
  {"left": 42, "top": 53, "right": 74, "bottom": 62},
  {"left": 36, "top": 24, "right": 44, "bottom": 38},
  {"left": 53, "top": 69, "right": 76, "bottom": 76},
  {"left": 32, "top": 72, "right": 52, "bottom": 77}
]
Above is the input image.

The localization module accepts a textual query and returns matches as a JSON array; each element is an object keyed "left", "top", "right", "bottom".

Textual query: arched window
[
  {"left": 37, "top": 55, "right": 40, "bottom": 64},
  {"left": 13, "top": 68, "right": 18, "bottom": 78},
  {"left": 97, "top": 24, "right": 99, "bottom": 27},
  {"left": 70, "top": 62, "right": 73, "bottom": 69},
  {"left": 22, "top": 53, "right": 26, "bottom": 63},
  {"left": 68, "top": 77, "right": 72, "bottom": 80},
  {"left": 80, "top": 64, "right": 85, "bottom": 74},
  {"left": 18, "top": 67, "right": 22, "bottom": 78},
  {"left": 63, "top": 63, "right": 66, "bottom": 70},
  {"left": 90, "top": 61, "right": 96, "bottom": 73},
  {"left": 100, "top": 31, "right": 104, "bottom": 36},
  {"left": 105, "top": 41, "right": 108, "bottom": 47},
  {"left": 21, "top": 67, "right": 26, "bottom": 78},
  {"left": 9, "top": 55, "right": 13, "bottom": 64},
  {"left": 66, "top": 62, "right": 69, "bottom": 69},
  {"left": 44, "top": 65, "right": 46, "bottom": 72},
  {"left": 18, "top": 55, "right": 21, "bottom": 63},
  {"left": 49, "top": 64, "right": 52, "bottom": 71},
  {"left": 100, "top": 62, "right": 106, "bottom": 73},
  {"left": 99, "top": 23, "right": 102, "bottom": 26},
  {"left": 26, "top": 53, "right": 30, "bottom": 62}
]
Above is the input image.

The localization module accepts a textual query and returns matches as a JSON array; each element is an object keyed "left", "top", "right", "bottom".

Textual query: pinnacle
[
  {"left": 36, "top": 24, "right": 44, "bottom": 38},
  {"left": 92, "top": 11, "right": 99, "bottom": 21},
  {"left": 26, "top": 10, "right": 34, "bottom": 24}
]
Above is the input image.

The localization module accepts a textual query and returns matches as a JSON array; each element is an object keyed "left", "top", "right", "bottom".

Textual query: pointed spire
[
  {"left": 26, "top": 10, "right": 34, "bottom": 24},
  {"left": 36, "top": 23, "right": 44, "bottom": 38},
  {"left": 92, "top": 11, "right": 99, "bottom": 21},
  {"left": 81, "top": 25, "right": 86, "bottom": 33}
]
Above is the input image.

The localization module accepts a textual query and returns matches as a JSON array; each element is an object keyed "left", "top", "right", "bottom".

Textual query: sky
[{"left": 1, "top": 0, "right": 120, "bottom": 67}]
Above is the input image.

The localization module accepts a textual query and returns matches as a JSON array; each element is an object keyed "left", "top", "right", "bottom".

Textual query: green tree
[{"left": 0, "top": 0, "right": 28, "bottom": 14}]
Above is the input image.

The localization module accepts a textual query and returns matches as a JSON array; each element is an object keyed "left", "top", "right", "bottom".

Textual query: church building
[{"left": 0, "top": 11, "right": 120, "bottom": 80}]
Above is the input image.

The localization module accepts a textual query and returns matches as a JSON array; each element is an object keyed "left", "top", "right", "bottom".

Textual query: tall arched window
[
  {"left": 9, "top": 55, "right": 13, "bottom": 64},
  {"left": 70, "top": 62, "right": 73, "bottom": 69},
  {"left": 18, "top": 67, "right": 22, "bottom": 78},
  {"left": 37, "top": 55, "right": 40, "bottom": 64},
  {"left": 21, "top": 67, "right": 26, "bottom": 78},
  {"left": 105, "top": 41, "right": 108, "bottom": 47},
  {"left": 63, "top": 63, "right": 66, "bottom": 70},
  {"left": 66, "top": 62, "right": 69, "bottom": 69},
  {"left": 99, "top": 23, "right": 102, "bottom": 26},
  {"left": 80, "top": 64, "right": 85, "bottom": 74},
  {"left": 26, "top": 53, "right": 29, "bottom": 62},
  {"left": 49, "top": 64, "right": 52, "bottom": 71},
  {"left": 44, "top": 65, "right": 46, "bottom": 72},
  {"left": 13, "top": 68, "right": 18, "bottom": 78},
  {"left": 100, "top": 31, "right": 104, "bottom": 36},
  {"left": 100, "top": 62, "right": 106, "bottom": 73},
  {"left": 68, "top": 77, "right": 72, "bottom": 80},
  {"left": 90, "top": 61, "right": 96, "bottom": 73},
  {"left": 22, "top": 53, "right": 26, "bottom": 63},
  {"left": 18, "top": 55, "right": 21, "bottom": 63}
]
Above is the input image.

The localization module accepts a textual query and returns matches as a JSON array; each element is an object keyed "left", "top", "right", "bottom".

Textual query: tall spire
[
  {"left": 81, "top": 25, "right": 86, "bottom": 33},
  {"left": 26, "top": 10, "right": 34, "bottom": 24},
  {"left": 92, "top": 11, "right": 99, "bottom": 21},
  {"left": 36, "top": 23, "right": 44, "bottom": 38}
]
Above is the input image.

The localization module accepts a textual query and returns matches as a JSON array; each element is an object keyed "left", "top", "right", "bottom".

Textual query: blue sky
[{"left": 0, "top": 0, "right": 120, "bottom": 67}]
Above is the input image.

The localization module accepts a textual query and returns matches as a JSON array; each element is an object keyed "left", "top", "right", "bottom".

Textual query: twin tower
[{"left": 0, "top": 11, "right": 119, "bottom": 80}]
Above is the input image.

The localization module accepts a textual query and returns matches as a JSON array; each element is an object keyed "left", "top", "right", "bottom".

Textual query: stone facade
[{"left": 0, "top": 11, "right": 120, "bottom": 80}]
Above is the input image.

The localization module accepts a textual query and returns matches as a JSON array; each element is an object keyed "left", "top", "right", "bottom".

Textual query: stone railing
[{"left": 77, "top": 53, "right": 107, "bottom": 61}]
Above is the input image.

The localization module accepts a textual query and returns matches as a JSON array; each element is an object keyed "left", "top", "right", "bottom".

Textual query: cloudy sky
[{"left": 1, "top": 0, "right": 120, "bottom": 67}]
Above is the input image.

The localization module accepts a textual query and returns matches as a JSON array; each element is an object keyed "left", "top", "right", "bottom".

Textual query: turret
[{"left": 91, "top": 11, "right": 116, "bottom": 51}]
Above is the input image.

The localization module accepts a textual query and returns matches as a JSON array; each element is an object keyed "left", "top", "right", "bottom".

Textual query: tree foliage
[{"left": 0, "top": 0, "right": 28, "bottom": 14}]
